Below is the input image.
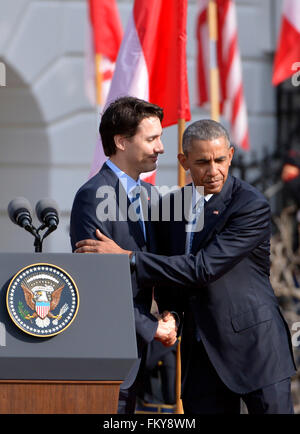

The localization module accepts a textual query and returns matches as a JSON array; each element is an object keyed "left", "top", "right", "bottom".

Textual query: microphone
[
  {"left": 8, "top": 197, "right": 33, "bottom": 231},
  {"left": 35, "top": 198, "right": 59, "bottom": 229}
]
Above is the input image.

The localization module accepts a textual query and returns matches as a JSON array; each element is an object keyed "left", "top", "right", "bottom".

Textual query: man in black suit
[
  {"left": 85, "top": 119, "right": 297, "bottom": 414},
  {"left": 70, "top": 96, "right": 177, "bottom": 414}
]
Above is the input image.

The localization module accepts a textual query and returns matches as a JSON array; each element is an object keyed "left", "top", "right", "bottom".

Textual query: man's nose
[
  {"left": 207, "top": 162, "right": 218, "bottom": 177},
  {"left": 154, "top": 137, "right": 164, "bottom": 154}
]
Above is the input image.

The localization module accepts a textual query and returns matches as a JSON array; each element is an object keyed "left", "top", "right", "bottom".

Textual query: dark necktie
[
  {"left": 187, "top": 201, "right": 204, "bottom": 253},
  {"left": 129, "top": 186, "right": 145, "bottom": 240}
]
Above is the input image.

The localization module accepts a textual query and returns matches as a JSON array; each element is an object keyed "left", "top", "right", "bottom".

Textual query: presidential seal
[{"left": 6, "top": 263, "right": 79, "bottom": 337}]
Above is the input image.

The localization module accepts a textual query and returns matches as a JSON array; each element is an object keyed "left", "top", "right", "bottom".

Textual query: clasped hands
[
  {"left": 75, "top": 229, "right": 178, "bottom": 347},
  {"left": 155, "top": 311, "right": 178, "bottom": 347}
]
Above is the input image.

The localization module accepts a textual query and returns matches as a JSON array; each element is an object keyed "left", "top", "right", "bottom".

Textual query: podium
[{"left": 0, "top": 253, "right": 137, "bottom": 414}]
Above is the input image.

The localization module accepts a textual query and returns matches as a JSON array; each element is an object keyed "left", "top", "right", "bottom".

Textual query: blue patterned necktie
[
  {"left": 188, "top": 215, "right": 197, "bottom": 253},
  {"left": 187, "top": 201, "right": 204, "bottom": 253},
  {"left": 129, "top": 186, "right": 145, "bottom": 240}
]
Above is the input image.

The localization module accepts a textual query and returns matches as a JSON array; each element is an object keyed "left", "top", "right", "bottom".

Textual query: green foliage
[{"left": 18, "top": 301, "right": 32, "bottom": 323}]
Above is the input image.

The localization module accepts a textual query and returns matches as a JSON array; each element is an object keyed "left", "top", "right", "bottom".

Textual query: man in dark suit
[
  {"left": 86, "top": 119, "right": 297, "bottom": 414},
  {"left": 70, "top": 96, "right": 177, "bottom": 414}
]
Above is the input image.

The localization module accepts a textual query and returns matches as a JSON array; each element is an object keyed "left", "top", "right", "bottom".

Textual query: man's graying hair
[{"left": 182, "top": 119, "right": 231, "bottom": 154}]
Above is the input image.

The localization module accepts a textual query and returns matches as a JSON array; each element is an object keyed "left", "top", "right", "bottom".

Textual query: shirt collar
[
  {"left": 106, "top": 159, "right": 141, "bottom": 196},
  {"left": 192, "top": 183, "right": 213, "bottom": 209}
]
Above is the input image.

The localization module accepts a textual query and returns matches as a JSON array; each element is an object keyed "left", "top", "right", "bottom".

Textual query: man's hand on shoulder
[{"left": 75, "top": 229, "right": 131, "bottom": 255}]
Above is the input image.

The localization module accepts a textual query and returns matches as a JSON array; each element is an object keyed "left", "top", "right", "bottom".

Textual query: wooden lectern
[
  {"left": 0, "top": 253, "right": 137, "bottom": 414},
  {"left": 0, "top": 380, "right": 121, "bottom": 414}
]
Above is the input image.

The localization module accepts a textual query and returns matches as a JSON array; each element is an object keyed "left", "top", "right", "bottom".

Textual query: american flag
[{"left": 196, "top": 0, "right": 250, "bottom": 150}]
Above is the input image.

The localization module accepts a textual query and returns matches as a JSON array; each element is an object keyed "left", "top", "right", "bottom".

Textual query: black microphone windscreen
[
  {"left": 8, "top": 197, "right": 32, "bottom": 224},
  {"left": 35, "top": 198, "right": 59, "bottom": 223}
]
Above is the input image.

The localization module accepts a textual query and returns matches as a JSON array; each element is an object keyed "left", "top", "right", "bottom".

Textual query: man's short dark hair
[
  {"left": 100, "top": 96, "right": 164, "bottom": 156},
  {"left": 182, "top": 119, "right": 231, "bottom": 155}
]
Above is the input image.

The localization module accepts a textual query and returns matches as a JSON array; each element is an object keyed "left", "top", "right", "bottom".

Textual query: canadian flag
[
  {"left": 90, "top": 0, "right": 191, "bottom": 183},
  {"left": 272, "top": 0, "right": 300, "bottom": 86},
  {"left": 87, "top": 0, "right": 123, "bottom": 178},
  {"left": 196, "top": 0, "right": 250, "bottom": 150},
  {"left": 87, "top": 0, "right": 123, "bottom": 105}
]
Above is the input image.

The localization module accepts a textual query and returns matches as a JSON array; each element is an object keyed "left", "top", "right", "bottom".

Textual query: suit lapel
[
  {"left": 173, "top": 219, "right": 187, "bottom": 254},
  {"left": 100, "top": 163, "right": 147, "bottom": 250},
  {"left": 170, "top": 186, "right": 192, "bottom": 255},
  {"left": 191, "top": 196, "right": 226, "bottom": 251},
  {"left": 191, "top": 176, "right": 234, "bottom": 252},
  {"left": 131, "top": 181, "right": 148, "bottom": 250},
  {"left": 141, "top": 182, "right": 156, "bottom": 251}
]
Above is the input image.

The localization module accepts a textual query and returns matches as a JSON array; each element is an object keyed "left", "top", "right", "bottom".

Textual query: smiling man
[
  {"left": 70, "top": 96, "right": 177, "bottom": 414},
  {"left": 78, "top": 119, "right": 297, "bottom": 414}
]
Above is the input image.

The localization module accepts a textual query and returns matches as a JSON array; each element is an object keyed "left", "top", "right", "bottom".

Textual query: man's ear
[
  {"left": 114, "top": 135, "right": 126, "bottom": 151},
  {"left": 178, "top": 153, "right": 189, "bottom": 171},
  {"left": 228, "top": 146, "right": 234, "bottom": 166}
]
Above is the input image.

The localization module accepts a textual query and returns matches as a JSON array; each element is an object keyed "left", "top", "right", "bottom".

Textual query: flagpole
[
  {"left": 175, "top": 117, "right": 184, "bottom": 418},
  {"left": 178, "top": 118, "right": 186, "bottom": 187},
  {"left": 95, "top": 53, "right": 102, "bottom": 106},
  {"left": 176, "top": 0, "right": 190, "bottom": 412},
  {"left": 175, "top": 335, "right": 184, "bottom": 414},
  {"left": 208, "top": 0, "right": 220, "bottom": 121},
  {"left": 175, "top": 117, "right": 185, "bottom": 415}
]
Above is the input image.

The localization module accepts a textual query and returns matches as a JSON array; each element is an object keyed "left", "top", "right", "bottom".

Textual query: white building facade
[{"left": 0, "top": 0, "right": 284, "bottom": 253}]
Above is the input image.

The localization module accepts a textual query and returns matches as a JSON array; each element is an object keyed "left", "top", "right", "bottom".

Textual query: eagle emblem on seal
[
  {"left": 6, "top": 264, "right": 79, "bottom": 337},
  {"left": 21, "top": 274, "right": 66, "bottom": 328}
]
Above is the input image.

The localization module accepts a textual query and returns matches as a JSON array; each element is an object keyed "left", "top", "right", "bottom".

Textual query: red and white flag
[
  {"left": 90, "top": 0, "right": 191, "bottom": 183},
  {"left": 87, "top": 0, "right": 123, "bottom": 105},
  {"left": 272, "top": 0, "right": 300, "bottom": 86},
  {"left": 196, "top": 0, "right": 250, "bottom": 150},
  {"left": 87, "top": 0, "right": 123, "bottom": 178}
]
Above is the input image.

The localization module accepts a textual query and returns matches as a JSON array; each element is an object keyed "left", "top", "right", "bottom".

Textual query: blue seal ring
[{"left": 6, "top": 263, "right": 79, "bottom": 337}]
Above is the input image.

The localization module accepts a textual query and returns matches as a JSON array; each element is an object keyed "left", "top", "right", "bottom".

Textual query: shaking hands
[
  {"left": 154, "top": 311, "right": 177, "bottom": 347},
  {"left": 75, "top": 230, "right": 178, "bottom": 347}
]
